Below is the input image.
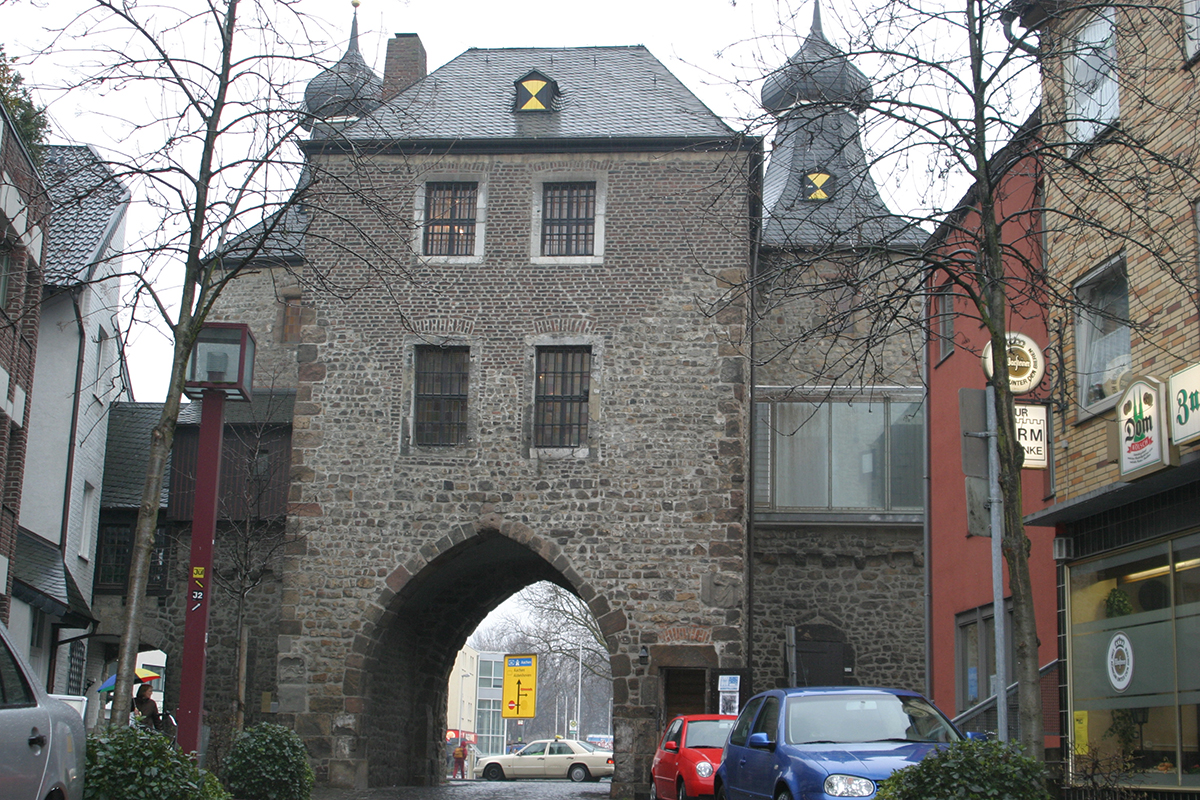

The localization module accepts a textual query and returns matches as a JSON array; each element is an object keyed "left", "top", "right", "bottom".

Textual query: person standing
[
  {"left": 133, "top": 684, "right": 162, "bottom": 730},
  {"left": 452, "top": 740, "right": 466, "bottom": 779}
]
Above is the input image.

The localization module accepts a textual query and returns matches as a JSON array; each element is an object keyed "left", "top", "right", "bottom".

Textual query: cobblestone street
[{"left": 312, "top": 780, "right": 613, "bottom": 800}]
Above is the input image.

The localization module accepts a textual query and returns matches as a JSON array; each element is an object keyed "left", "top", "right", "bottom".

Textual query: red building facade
[{"left": 924, "top": 115, "right": 1060, "bottom": 753}]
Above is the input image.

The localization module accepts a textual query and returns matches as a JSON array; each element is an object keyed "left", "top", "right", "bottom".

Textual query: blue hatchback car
[{"left": 714, "top": 687, "right": 970, "bottom": 800}]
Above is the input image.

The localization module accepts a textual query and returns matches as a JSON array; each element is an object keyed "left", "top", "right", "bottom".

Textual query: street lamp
[{"left": 177, "top": 322, "right": 256, "bottom": 755}]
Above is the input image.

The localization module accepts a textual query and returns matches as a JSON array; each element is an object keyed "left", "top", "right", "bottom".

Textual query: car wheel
[
  {"left": 677, "top": 780, "right": 689, "bottom": 800},
  {"left": 714, "top": 782, "right": 727, "bottom": 800},
  {"left": 483, "top": 763, "right": 504, "bottom": 781},
  {"left": 569, "top": 764, "right": 590, "bottom": 782},
  {"left": 775, "top": 788, "right": 793, "bottom": 800},
  {"left": 650, "top": 780, "right": 659, "bottom": 800}
]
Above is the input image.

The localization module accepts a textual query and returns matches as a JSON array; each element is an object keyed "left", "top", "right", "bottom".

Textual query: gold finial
[{"left": 352, "top": 0, "right": 360, "bottom": 7}]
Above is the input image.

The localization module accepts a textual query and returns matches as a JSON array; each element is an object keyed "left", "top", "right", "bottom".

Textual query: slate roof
[
  {"left": 12, "top": 529, "right": 96, "bottom": 627},
  {"left": 217, "top": 200, "right": 309, "bottom": 269},
  {"left": 303, "top": 10, "right": 382, "bottom": 127},
  {"left": 335, "top": 45, "right": 736, "bottom": 147},
  {"left": 102, "top": 402, "right": 169, "bottom": 509},
  {"left": 760, "top": 106, "right": 925, "bottom": 250},
  {"left": 176, "top": 389, "right": 295, "bottom": 426},
  {"left": 41, "top": 144, "right": 130, "bottom": 287},
  {"left": 761, "top": 2, "right": 872, "bottom": 114}
]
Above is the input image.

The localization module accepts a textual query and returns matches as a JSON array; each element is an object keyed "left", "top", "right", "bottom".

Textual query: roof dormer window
[{"left": 515, "top": 70, "right": 559, "bottom": 112}]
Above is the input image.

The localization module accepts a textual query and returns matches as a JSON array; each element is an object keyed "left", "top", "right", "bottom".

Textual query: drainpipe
[
  {"left": 59, "top": 288, "right": 87, "bottom": 555},
  {"left": 745, "top": 141, "right": 764, "bottom": 690},
  {"left": 923, "top": 287, "right": 934, "bottom": 700}
]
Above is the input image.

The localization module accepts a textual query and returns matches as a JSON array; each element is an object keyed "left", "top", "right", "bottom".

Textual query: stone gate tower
[{"left": 214, "top": 19, "right": 759, "bottom": 793}]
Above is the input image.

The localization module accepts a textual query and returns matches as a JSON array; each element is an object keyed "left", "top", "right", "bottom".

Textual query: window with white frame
[
  {"left": 416, "top": 179, "right": 484, "bottom": 260},
  {"left": 1065, "top": 8, "right": 1119, "bottom": 143},
  {"left": 1185, "top": 0, "right": 1200, "bottom": 60},
  {"left": 1074, "top": 258, "right": 1130, "bottom": 409},
  {"left": 754, "top": 395, "right": 924, "bottom": 512},
  {"left": 531, "top": 175, "right": 606, "bottom": 263}
]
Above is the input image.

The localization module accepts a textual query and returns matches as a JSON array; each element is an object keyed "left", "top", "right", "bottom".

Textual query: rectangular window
[
  {"left": 282, "top": 298, "right": 303, "bottom": 343},
  {"left": 1074, "top": 259, "right": 1130, "bottom": 409},
  {"left": 1066, "top": 535, "right": 1200, "bottom": 786},
  {"left": 414, "top": 346, "right": 469, "bottom": 446},
  {"left": 754, "top": 396, "right": 924, "bottom": 513},
  {"left": 95, "top": 524, "right": 169, "bottom": 592},
  {"left": 955, "top": 604, "right": 1014, "bottom": 713},
  {"left": 1066, "top": 8, "right": 1119, "bottom": 143},
  {"left": 0, "top": 248, "right": 10, "bottom": 310},
  {"left": 935, "top": 282, "right": 955, "bottom": 361},
  {"left": 1186, "top": 0, "right": 1200, "bottom": 60},
  {"left": 534, "top": 346, "right": 591, "bottom": 448},
  {"left": 79, "top": 482, "right": 96, "bottom": 559},
  {"left": 541, "top": 182, "right": 596, "bottom": 256},
  {"left": 424, "top": 182, "right": 478, "bottom": 257}
]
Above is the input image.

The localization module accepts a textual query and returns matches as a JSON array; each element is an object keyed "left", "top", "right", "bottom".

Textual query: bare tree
[{"left": 18, "top": 0, "right": 418, "bottom": 727}]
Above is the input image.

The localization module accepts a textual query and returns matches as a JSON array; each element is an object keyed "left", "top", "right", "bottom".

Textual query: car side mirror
[
  {"left": 664, "top": 741, "right": 679, "bottom": 752},
  {"left": 747, "top": 732, "right": 775, "bottom": 750},
  {"left": 966, "top": 731, "right": 989, "bottom": 741}
]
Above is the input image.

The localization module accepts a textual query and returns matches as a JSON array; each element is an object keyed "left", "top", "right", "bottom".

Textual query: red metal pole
[{"left": 176, "top": 389, "right": 226, "bottom": 754}]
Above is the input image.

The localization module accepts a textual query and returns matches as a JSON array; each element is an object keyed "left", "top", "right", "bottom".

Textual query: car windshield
[
  {"left": 785, "top": 694, "right": 962, "bottom": 745},
  {"left": 685, "top": 719, "right": 735, "bottom": 749}
]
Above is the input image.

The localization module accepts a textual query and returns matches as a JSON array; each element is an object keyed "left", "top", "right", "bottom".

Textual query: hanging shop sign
[
  {"left": 1117, "top": 377, "right": 1174, "bottom": 480},
  {"left": 1168, "top": 362, "right": 1200, "bottom": 446},
  {"left": 1014, "top": 403, "right": 1049, "bottom": 469},
  {"left": 980, "top": 333, "right": 1046, "bottom": 395}
]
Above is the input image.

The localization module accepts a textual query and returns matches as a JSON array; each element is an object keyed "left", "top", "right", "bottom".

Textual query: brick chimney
[{"left": 382, "top": 34, "right": 427, "bottom": 103}]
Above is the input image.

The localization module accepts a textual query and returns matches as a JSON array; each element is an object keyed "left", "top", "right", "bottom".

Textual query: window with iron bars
[
  {"left": 95, "top": 524, "right": 170, "bottom": 592},
  {"left": 424, "top": 182, "right": 478, "bottom": 256},
  {"left": 414, "top": 346, "right": 469, "bottom": 446},
  {"left": 534, "top": 346, "right": 591, "bottom": 448},
  {"left": 541, "top": 182, "right": 596, "bottom": 256}
]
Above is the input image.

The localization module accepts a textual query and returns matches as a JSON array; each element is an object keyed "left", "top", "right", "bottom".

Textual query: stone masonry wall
[
  {"left": 272, "top": 147, "right": 754, "bottom": 793},
  {"left": 752, "top": 524, "right": 926, "bottom": 692}
]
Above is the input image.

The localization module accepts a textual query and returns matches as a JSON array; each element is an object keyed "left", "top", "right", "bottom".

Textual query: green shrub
[
  {"left": 222, "top": 723, "right": 314, "bottom": 800},
  {"left": 85, "top": 725, "right": 229, "bottom": 800},
  {"left": 875, "top": 739, "right": 1050, "bottom": 800}
]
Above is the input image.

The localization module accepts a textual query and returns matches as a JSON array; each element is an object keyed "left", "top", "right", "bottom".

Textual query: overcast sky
[{"left": 0, "top": 0, "right": 865, "bottom": 401}]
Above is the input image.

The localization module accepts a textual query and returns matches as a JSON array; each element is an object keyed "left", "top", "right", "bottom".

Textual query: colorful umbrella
[{"left": 96, "top": 667, "right": 160, "bottom": 693}]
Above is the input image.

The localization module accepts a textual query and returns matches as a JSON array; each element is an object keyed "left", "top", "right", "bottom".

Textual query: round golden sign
[{"left": 980, "top": 333, "right": 1046, "bottom": 395}]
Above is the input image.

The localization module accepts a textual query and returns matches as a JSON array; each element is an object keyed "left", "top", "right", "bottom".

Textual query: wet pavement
[{"left": 312, "top": 779, "right": 613, "bottom": 800}]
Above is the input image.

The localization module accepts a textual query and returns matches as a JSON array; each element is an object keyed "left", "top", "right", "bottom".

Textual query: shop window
[
  {"left": 1065, "top": 8, "right": 1119, "bottom": 143},
  {"left": 1074, "top": 258, "right": 1130, "bottom": 410},
  {"left": 1067, "top": 537, "right": 1200, "bottom": 786},
  {"left": 753, "top": 395, "right": 924, "bottom": 513}
]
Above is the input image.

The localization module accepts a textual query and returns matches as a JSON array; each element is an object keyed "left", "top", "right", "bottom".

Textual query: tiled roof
[
  {"left": 102, "top": 402, "right": 169, "bottom": 509},
  {"left": 340, "top": 46, "right": 735, "bottom": 146},
  {"left": 42, "top": 144, "right": 130, "bottom": 287},
  {"left": 12, "top": 529, "right": 96, "bottom": 627}
]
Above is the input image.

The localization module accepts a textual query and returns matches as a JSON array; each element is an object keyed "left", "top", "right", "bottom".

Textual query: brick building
[
  {"left": 0, "top": 104, "right": 47, "bottom": 626},
  {"left": 1012, "top": 0, "right": 1200, "bottom": 792}
]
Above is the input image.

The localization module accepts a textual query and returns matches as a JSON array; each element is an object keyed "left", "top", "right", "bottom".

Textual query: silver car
[{"left": 0, "top": 622, "right": 85, "bottom": 800}]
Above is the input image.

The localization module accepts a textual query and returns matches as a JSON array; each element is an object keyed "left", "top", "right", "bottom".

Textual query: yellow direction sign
[{"left": 501, "top": 654, "right": 538, "bottom": 719}]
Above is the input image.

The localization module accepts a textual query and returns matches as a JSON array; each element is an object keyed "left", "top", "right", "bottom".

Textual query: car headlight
[
  {"left": 695, "top": 761, "right": 714, "bottom": 779},
  {"left": 824, "top": 774, "right": 875, "bottom": 797}
]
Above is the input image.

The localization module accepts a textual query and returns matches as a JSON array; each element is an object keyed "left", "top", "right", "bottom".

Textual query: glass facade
[{"left": 1068, "top": 532, "right": 1200, "bottom": 786}]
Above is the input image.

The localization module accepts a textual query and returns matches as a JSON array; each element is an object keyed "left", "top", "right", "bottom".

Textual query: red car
[{"left": 651, "top": 714, "right": 736, "bottom": 800}]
